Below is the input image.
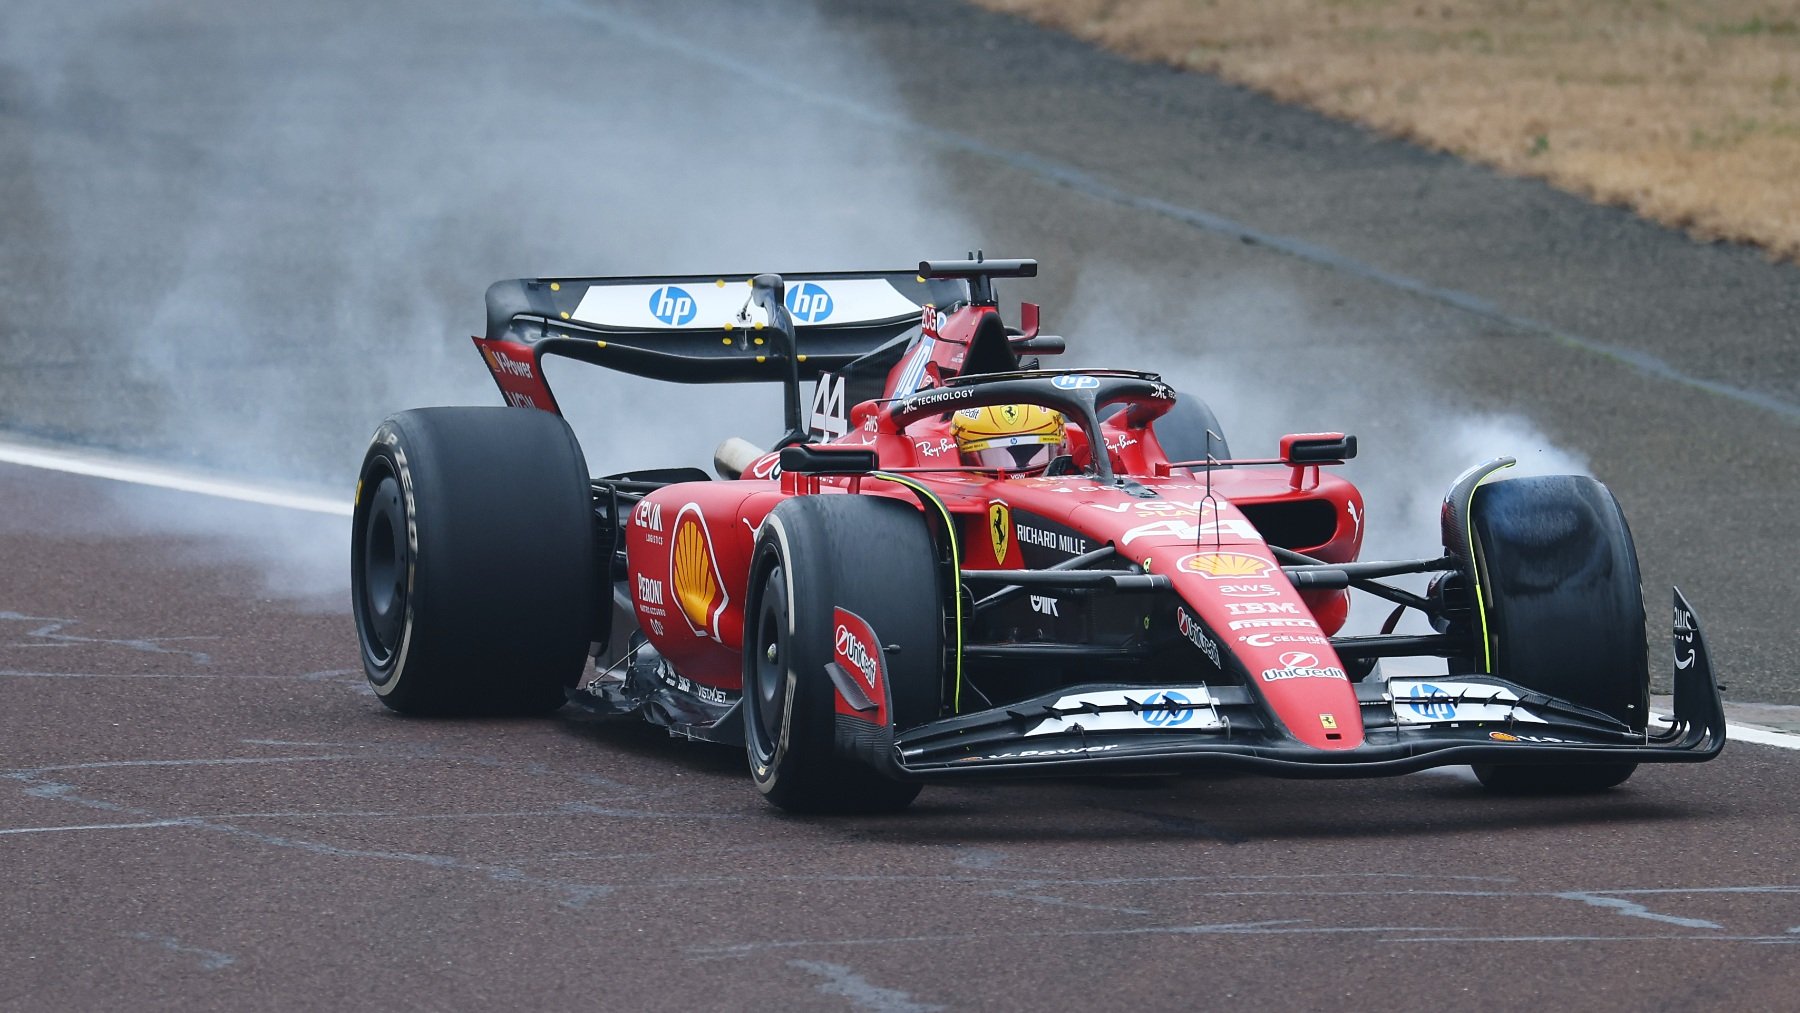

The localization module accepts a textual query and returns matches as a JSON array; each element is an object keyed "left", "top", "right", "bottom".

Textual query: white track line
[
  {"left": 5, "top": 434, "right": 1800, "bottom": 752},
  {"left": 0, "top": 820, "right": 193, "bottom": 835},
  {"left": 0, "top": 436, "right": 350, "bottom": 516},
  {"left": 1719, "top": 723, "right": 1800, "bottom": 751}
]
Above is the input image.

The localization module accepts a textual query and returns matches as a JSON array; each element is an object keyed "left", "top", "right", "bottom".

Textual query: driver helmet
[{"left": 951, "top": 404, "right": 1067, "bottom": 471}]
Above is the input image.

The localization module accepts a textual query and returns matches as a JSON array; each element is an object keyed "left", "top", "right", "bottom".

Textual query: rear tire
[
  {"left": 352, "top": 407, "right": 596, "bottom": 715},
  {"left": 1465, "top": 475, "right": 1644, "bottom": 793},
  {"left": 741, "top": 495, "right": 943, "bottom": 814}
]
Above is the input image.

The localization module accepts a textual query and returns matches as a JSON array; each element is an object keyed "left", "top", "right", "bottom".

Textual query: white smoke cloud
[
  {"left": 3, "top": 0, "right": 973, "bottom": 599},
  {"left": 6, "top": 0, "right": 1591, "bottom": 632},
  {"left": 1050, "top": 262, "right": 1589, "bottom": 658}
]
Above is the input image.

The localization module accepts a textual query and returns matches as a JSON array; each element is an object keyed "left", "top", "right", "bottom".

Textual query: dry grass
[{"left": 970, "top": 0, "right": 1800, "bottom": 259}]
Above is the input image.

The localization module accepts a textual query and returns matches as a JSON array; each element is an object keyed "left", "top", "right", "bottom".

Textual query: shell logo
[
  {"left": 1178, "top": 552, "right": 1274, "bottom": 579},
  {"left": 670, "top": 504, "right": 728, "bottom": 639}
]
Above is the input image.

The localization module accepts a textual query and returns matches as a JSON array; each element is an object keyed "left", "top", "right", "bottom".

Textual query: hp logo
[
  {"left": 786, "top": 282, "right": 834, "bottom": 323},
  {"left": 1051, "top": 374, "right": 1100, "bottom": 390},
  {"left": 649, "top": 285, "right": 696, "bottom": 326},
  {"left": 1407, "top": 683, "right": 1457, "bottom": 720},
  {"left": 1140, "top": 690, "right": 1192, "bottom": 728}
]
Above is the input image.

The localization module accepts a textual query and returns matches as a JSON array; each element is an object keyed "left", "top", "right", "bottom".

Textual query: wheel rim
[
  {"left": 356, "top": 461, "right": 410, "bottom": 669},
  {"left": 748, "top": 565, "right": 789, "bottom": 761}
]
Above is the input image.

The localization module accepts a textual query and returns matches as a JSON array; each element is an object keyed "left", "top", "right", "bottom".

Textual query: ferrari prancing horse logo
[{"left": 988, "top": 501, "right": 1012, "bottom": 562}]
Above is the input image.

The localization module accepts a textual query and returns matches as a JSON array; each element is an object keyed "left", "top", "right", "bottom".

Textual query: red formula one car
[{"left": 351, "top": 257, "right": 1724, "bottom": 812}]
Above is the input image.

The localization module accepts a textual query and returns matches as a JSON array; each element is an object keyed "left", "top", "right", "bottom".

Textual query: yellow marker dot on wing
[
  {"left": 724, "top": 322, "right": 734, "bottom": 331},
  {"left": 723, "top": 337, "right": 733, "bottom": 345},
  {"left": 916, "top": 275, "right": 926, "bottom": 283},
  {"left": 595, "top": 340, "right": 607, "bottom": 348},
  {"left": 549, "top": 282, "right": 560, "bottom": 292},
  {"left": 797, "top": 354, "right": 807, "bottom": 362},
  {"left": 559, "top": 311, "right": 569, "bottom": 320},
  {"left": 753, "top": 337, "right": 764, "bottom": 346},
  {"left": 754, "top": 321, "right": 765, "bottom": 330},
  {"left": 714, "top": 278, "right": 725, "bottom": 287},
  {"left": 756, "top": 355, "right": 766, "bottom": 363}
]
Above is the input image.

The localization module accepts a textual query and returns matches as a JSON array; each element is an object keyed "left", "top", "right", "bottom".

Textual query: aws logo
[{"left": 670, "top": 504, "right": 729, "bottom": 639}]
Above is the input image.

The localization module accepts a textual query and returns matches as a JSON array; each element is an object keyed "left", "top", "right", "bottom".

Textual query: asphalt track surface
[{"left": 5, "top": 0, "right": 1800, "bottom": 1009}]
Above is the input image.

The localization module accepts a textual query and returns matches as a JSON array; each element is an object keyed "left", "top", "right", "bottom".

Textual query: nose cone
[
  {"left": 1162, "top": 547, "right": 1364, "bottom": 749},
  {"left": 1242, "top": 645, "right": 1363, "bottom": 749}
]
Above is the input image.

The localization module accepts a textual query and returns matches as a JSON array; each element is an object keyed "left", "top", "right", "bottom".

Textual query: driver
[{"left": 950, "top": 404, "right": 1068, "bottom": 472}]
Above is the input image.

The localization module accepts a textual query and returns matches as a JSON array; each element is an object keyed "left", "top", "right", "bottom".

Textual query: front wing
[{"left": 880, "top": 588, "right": 1725, "bottom": 781}]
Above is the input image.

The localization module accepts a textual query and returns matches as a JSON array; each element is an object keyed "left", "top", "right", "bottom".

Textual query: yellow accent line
[
  {"left": 354, "top": 478, "right": 362, "bottom": 506},
  {"left": 1463, "top": 461, "right": 1515, "bottom": 673},
  {"left": 871, "top": 472, "right": 965, "bottom": 713}
]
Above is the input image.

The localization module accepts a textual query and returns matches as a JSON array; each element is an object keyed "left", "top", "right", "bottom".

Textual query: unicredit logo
[{"left": 834, "top": 624, "right": 878, "bottom": 687}]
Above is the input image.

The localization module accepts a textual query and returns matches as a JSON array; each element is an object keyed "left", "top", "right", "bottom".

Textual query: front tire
[
  {"left": 741, "top": 495, "right": 943, "bottom": 814},
  {"left": 352, "top": 407, "right": 596, "bottom": 715},
  {"left": 1465, "top": 475, "right": 1645, "bottom": 793}
]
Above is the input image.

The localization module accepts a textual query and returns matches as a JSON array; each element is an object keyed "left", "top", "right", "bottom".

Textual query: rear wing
[
  {"left": 483, "top": 269, "right": 969, "bottom": 382},
  {"left": 477, "top": 261, "right": 1027, "bottom": 444}
]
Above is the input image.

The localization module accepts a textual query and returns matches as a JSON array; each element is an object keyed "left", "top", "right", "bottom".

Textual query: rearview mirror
[{"left": 1280, "top": 432, "right": 1357, "bottom": 465}]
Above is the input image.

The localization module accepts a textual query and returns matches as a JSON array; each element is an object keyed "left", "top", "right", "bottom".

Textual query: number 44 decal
[{"left": 809, "top": 372, "right": 847, "bottom": 439}]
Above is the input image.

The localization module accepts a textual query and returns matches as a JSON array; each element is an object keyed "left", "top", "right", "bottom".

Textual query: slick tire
[
  {"left": 352, "top": 407, "right": 596, "bottom": 716},
  {"left": 1466, "top": 475, "right": 1644, "bottom": 793},
  {"left": 741, "top": 495, "right": 942, "bottom": 814}
]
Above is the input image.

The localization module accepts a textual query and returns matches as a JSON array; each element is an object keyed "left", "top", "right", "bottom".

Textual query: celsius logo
[
  {"left": 649, "top": 285, "right": 697, "bottom": 325},
  {"left": 1141, "top": 690, "right": 1192, "bottom": 727},
  {"left": 786, "top": 282, "right": 833, "bottom": 323}
]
